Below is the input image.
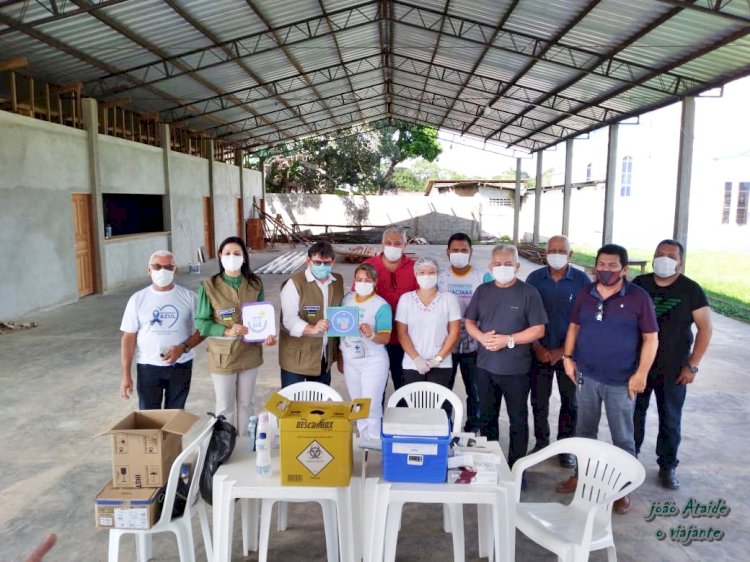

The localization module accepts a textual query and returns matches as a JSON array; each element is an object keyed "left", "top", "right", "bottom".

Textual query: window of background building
[
  {"left": 103, "top": 194, "right": 165, "bottom": 237},
  {"left": 737, "top": 182, "right": 749, "bottom": 226},
  {"left": 586, "top": 163, "right": 592, "bottom": 182},
  {"left": 620, "top": 156, "right": 633, "bottom": 197},
  {"left": 722, "top": 182, "right": 732, "bottom": 224}
]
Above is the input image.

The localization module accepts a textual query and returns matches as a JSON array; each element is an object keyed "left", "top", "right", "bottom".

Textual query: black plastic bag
[{"left": 199, "top": 413, "right": 237, "bottom": 505}]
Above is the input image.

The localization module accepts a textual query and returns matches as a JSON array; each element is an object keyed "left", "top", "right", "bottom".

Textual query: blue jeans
[
  {"left": 449, "top": 352, "right": 480, "bottom": 431},
  {"left": 530, "top": 360, "right": 577, "bottom": 445},
  {"left": 280, "top": 357, "right": 331, "bottom": 388},
  {"left": 136, "top": 361, "right": 192, "bottom": 409},
  {"left": 475, "top": 368, "right": 530, "bottom": 467},
  {"left": 633, "top": 376, "right": 687, "bottom": 469},
  {"left": 576, "top": 374, "right": 636, "bottom": 457}
]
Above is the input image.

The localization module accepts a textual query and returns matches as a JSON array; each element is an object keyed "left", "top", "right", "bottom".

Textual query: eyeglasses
[
  {"left": 595, "top": 301, "right": 604, "bottom": 322},
  {"left": 311, "top": 260, "right": 333, "bottom": 266},
  {"left": 150, "top": 264, "right": 175, "bottom": 271}
]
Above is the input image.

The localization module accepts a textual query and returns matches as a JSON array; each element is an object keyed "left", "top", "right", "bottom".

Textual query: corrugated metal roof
[{"left": 0, "top": 0, "right": 748, "bottom": 153}]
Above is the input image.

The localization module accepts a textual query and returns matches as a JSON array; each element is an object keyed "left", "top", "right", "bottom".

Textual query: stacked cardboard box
[{"left": 94, "top": 409, "right": 198, "bottom": 530}]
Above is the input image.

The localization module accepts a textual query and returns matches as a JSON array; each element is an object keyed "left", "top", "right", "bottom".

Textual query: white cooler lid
[{"left": 382, "top": 407, "right": 449, "bottom": 437}]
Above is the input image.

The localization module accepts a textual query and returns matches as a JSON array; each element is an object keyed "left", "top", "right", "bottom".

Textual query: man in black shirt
[{"left": 633, "top": 239, "right": 712, "bottom": 490}]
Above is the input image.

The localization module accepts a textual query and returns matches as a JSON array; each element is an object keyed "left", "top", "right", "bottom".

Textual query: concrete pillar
[
  {"left": 562, "top": 139, "right": 573, "bottom": 237},
  {"left": 160, "top": 123, "right": 173, "bottom": 251},
  {"left": 81, "top": 98, "right": 107, "bottom": 292},
  {"left": 259, "top": 156, "right": 267, "bottom": 200},
  {"left": 513, "top": 157, "right": 522, "bottom": 244},
  {"left": 603, "top": 123, "right": 619, "bottom": 245},
  {"left": 673, "top": 97, "right": 695, "bottom": 256},
  {"left": 207, "top": 140, "right": 216, "bottom": 256},
  {"left": 236, "top": 148, "right": 245, "bottom": 242},
  {"left": 533, "top": 151, "right": 543, "bottom": 244}
]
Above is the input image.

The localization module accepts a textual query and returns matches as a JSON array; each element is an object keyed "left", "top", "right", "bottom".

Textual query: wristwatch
[
  {"left": 183, "top": 342, "right": 191, "bottom": 353},
  {"left": 434, "top": 355, "right": 444, "bottom": 363},
  {"left": 686, "top": 363, "right": 699, "bottom": 374},
  {"left": 562, "top": 354, "right": 573, "bottom": 361},
  {"left": 506, "top": 334, "right": 515, "bottom": 349}
]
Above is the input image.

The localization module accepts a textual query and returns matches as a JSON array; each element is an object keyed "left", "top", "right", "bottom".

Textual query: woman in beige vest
[{"left": 196, "top": 236, "right": 276, "bottom": 435}]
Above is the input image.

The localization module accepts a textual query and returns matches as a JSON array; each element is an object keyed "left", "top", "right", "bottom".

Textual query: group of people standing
[{"left": 119, "top": 227, "right": 711, "bottom": 515}]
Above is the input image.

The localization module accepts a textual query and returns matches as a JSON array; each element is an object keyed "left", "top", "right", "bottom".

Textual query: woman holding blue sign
[
  {"left": 395, "top": 257, "right": 461, "bottom": 389},
  {"left": 196, "top": 236, "right": 276, "bottom": 436},
  {"left": 337, "top": 263, "right": 392, "bottom": 439}
]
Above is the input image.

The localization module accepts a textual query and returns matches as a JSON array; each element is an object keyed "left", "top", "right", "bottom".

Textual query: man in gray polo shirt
[{"left": 465, "top": 244, "right": 548, "bottom": 467}]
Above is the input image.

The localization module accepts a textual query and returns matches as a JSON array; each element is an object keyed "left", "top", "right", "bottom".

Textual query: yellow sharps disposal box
[{"left": 264, "top": 393, "right": 370, "bottom": 486}]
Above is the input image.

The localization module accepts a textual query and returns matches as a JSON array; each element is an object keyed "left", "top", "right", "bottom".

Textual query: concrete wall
[
  {"left": 0, "top": 106, "right": 262, "bottom": 319},
  {"left": 265, "top": 193, "right": 491, "bottom": 243},
  {"left": 212, "top": 160, "right": 241, "bottom": 246},
  {"left": 99, "top": 135, "right": 165, "bottom": 194},
  {"left": 170, "top": 152, "right": 209, "bottom": 266},
  {"left": 0, "top": 110, "right": 89, "bottom": 318}
]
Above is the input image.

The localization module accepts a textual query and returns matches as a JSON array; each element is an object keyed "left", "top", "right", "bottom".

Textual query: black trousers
[
  {"left": 529, "top": 360, "right": 577, "bottom": 446},
  {"left": 475, "top": 368, "right": 530, "bottom": 467}
]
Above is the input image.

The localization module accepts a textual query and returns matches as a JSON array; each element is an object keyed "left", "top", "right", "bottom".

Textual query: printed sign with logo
[
  {"left": 326, "top": 306, "right": 360, "bottom": 337},
  {"left": 241, "top": 301, "right": 276, "bottom": 342}
]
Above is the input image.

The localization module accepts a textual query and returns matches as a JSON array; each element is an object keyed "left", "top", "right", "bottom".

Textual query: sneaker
[
  {"left": 555, "top": 475, "right": 577, "bottom": 493},
  {"left": 659, "top": 468, "right": 680, "bottom": 490},
  {"left": 558, "top": 453, "right": 576, "bottom": 468},
  {"left": 614, "top": 495, "right": 631, "bottom": 515}
]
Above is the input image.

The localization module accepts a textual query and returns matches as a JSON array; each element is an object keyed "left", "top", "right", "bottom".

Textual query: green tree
[
  {"left": 262, "top": 120, "right": 441, "bottom": 194},
  {"left": 377, "top": 121, "right": 441, "bottom": 194},
  {"left": 391, "top": 167, "right": 423, "bottom": 192}
]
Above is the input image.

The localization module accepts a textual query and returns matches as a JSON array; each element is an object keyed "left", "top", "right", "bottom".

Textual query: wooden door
[
  {"left": 236, "top": 197, "right": 243, "bottom": 238},
  {"left": 203, "top": 196, "right": 215, "bottom": 258},
  {"left": 72, "top": 193, "right": 96, "bottom": 297}
]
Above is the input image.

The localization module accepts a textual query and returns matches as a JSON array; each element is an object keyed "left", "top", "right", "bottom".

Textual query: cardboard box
[
  {"left": 95, "top": 481, "right": 164, "bottom": 529},
  {"left": 381, "top": 407, "right": 450, "bottom": 483},
  {"left": 98, "top": 409, "right": 198, "bottom": 488},
  {"left": 265, "top": 393, "right": 369, "bottom": 486}
]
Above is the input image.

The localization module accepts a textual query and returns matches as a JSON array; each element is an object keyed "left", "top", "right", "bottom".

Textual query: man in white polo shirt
[{"left": 119, "top": 250, "right": 203, "bottom": 409}]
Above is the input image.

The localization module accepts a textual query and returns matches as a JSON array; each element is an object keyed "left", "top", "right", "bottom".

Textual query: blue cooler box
[{"left": 381, "top": 407, "right": 450, "bottom": 483}]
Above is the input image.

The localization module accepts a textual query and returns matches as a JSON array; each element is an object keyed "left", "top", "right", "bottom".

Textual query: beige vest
[
  {"left": 279, "top": 270, "right": 344, "bottom": 376},
  {"left": 202, "top": 275, "right": 263, "bottom": 374}
]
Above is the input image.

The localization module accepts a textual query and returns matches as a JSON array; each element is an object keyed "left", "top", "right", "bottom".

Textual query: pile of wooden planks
[{"left": 518, "top": 243, "right": 547, "bottom": 265}]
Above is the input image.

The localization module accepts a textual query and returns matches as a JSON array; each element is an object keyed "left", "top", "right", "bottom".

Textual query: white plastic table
[{"left": 211, "top": 440, "right": 359, "bottom": 562}]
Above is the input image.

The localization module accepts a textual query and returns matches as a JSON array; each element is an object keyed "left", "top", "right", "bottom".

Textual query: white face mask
[
  {"left": 449, "top": 253, "right": 470, "bottom": 269},
  {"left": 416, "top": 274, "right": 438, "bottom": 289},
  {"left": 151, "top": 268, "right": 174, "bottom": 288},
  {"left": 354, "top": 281, "right": 374, "bottom": 297},
  {"left": 221, "top": 254, "right": 244, "bottom": 273},
  {"left": 653, "top": 256, "right": 678, "bottom": 278},
  {"left": 492, "top": 265, "right": 516, "bottom": 284},
  {"left": 547, "top": 253, "right": 569, "bottom": 270},
  {"left": 383, "top": 246, "right": 403, "bottom": 262}
]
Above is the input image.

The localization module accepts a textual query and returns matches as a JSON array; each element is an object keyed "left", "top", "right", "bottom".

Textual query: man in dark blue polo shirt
[
  {"left": 559, "top": 244, "right": 658, "bottom": 515},
  {"left": 526, "top": 235, "right": 590, "bottom": 468}
]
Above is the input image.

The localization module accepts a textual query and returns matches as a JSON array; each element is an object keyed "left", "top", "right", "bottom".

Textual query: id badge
[{"left": 351, "top": 341, "right": 366, "bottom": 358}]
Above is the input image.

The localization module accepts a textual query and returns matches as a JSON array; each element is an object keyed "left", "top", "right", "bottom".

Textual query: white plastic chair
[
  {"left": 108, "top": 417, "right": 216, "bottom": 562},
  {"left": 241, "top": 382, "right": 344, "bottom": 559},
  {"left": 378, "top": 382, "right": 487, "bottom": 561},
  {"left": 511, "top": 437, "right": 646, "bottom": 562}
]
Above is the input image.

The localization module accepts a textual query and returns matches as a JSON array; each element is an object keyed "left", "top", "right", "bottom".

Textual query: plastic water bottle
[
  {"left": 247, "top": 415, "right": 258, "bottom": 452},
  {"left": 255, "top": 431, "right": 271, "bottom": 477}
]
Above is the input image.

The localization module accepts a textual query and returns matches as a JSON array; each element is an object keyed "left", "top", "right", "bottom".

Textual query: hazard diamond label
[{"left": 297, "top": 440, "right": 334, "bottom": 476}]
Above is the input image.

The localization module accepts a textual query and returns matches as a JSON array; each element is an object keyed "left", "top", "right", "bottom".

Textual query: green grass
[{"left": 567, "top": 245, "right": 750, "bottom": 323}]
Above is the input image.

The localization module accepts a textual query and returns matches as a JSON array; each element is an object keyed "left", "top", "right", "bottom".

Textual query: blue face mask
[{"left": 311, "top": 263, "right": 332, "bottom": 279}]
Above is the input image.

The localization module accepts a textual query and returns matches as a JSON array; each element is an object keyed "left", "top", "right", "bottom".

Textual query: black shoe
[
  {"left": 558, "top": 453, "right": 576, "bottom": 468},
  {"left": 659, "top": 468, "right": 680, "bottom": 490},
  {"left": 529, "top": 442, "right": 549, "bottom": 455}
]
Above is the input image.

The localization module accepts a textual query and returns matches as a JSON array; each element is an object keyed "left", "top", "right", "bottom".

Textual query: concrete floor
[{"left": 1, "top": 244, "right": 748, "bottom": 562}]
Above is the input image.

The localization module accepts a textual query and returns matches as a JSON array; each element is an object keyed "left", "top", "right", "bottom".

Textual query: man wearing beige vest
[{"left": 279, "top": 242, "right": 344, "bottom": 387}]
